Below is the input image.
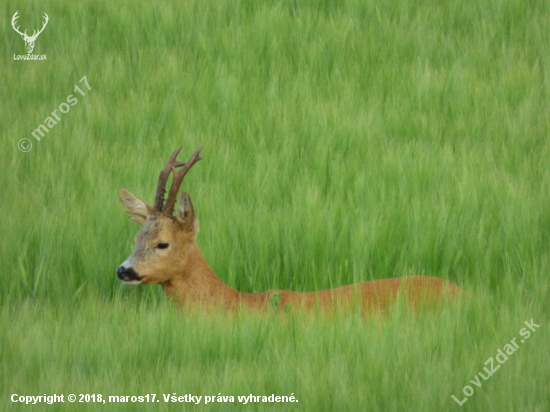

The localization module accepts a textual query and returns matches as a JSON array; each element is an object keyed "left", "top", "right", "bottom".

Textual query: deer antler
[
  {"left": 163, "top": 146, "right": 203, "bottom": 215},
  {"left": 11, "top": 11, "right": 26, "bottom": 37},
  {"left": 153, "top": 147, "right": 186, "bottom": 212},
  {"left": 11, "top": 11, "right": 48, "bottom": 40},
  {"left": 29, "top": 13, "right": 49, "bottom": 40}
]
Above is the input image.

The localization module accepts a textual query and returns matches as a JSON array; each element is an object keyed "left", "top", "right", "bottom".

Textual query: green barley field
[{"left": 1, "top": 0, "right": 549, "bottom": 410}]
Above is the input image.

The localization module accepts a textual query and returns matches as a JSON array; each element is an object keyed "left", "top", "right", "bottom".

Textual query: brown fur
[{"left": 118, "top": 189, "right": 462, "bottom": 314}]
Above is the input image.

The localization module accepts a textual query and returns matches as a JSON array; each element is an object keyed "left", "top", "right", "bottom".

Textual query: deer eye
[{"left": 156, "top": 243, "right": 169, "bottom": 250}]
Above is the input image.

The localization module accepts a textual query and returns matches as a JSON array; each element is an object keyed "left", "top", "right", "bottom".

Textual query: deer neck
[{"left": 161, "top": 243, "right": 267, "bottom": 309}]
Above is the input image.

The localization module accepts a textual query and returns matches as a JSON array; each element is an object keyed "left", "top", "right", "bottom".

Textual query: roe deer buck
[{"left": 117, "top": 146, "right": 461, "bottom": 312}]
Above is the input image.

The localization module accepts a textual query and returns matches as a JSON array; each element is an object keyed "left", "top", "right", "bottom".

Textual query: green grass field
[{"left": 1, "top": 0, "right": 549, "bottom": 410}]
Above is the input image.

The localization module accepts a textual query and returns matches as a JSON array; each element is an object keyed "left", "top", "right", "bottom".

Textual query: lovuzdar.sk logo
[{"left": 11, "top": 10, "right": 49, "bottom": 61}]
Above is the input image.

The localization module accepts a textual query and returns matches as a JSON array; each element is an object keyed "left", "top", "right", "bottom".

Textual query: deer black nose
[{"left": 117, "top": 266, "right": 140, "bottom": 281}]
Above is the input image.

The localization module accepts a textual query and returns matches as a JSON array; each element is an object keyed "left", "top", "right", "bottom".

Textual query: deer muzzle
[{"left": 116, "top": 266, "right": 143, "bottom": 284}]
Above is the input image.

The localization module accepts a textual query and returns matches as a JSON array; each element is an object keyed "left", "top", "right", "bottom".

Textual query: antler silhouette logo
[{"left": 11, "top": 11, "right": 49, "bottom": 54}]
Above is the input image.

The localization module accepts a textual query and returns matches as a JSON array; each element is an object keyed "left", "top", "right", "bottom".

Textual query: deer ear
[
  {"left": 119, "top": 189, "right": 153, "bottom": 226},
  {"left": 177, "top": 191, "right": 198, "bottom": 232}
]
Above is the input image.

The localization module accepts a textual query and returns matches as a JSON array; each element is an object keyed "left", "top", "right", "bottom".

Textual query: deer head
[
  {"left": 11, "top": 11, "right": 49, "bottom": 54},
  {"left": 117, "top": 146, "right": 203, "bottom": 285}
]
